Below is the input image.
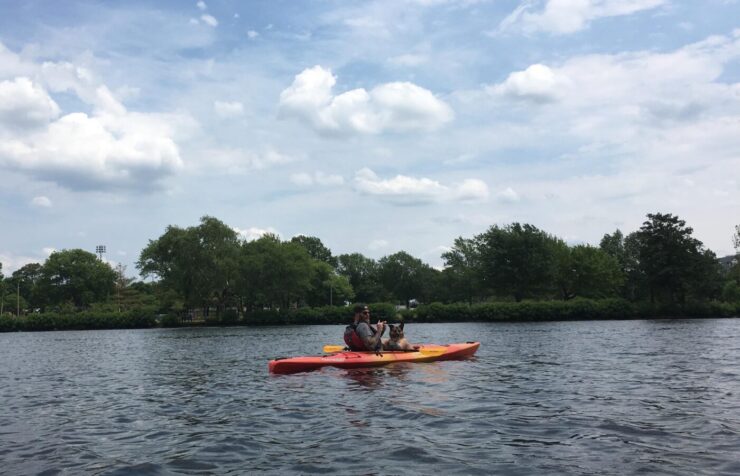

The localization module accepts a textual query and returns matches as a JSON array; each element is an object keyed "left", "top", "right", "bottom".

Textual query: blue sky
[{"left": 1, "top": 0, "right": 739, "bottom": 274}]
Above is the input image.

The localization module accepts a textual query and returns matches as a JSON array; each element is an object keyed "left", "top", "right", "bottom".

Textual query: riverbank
[{"left": 1, "top": 299, "right": 738, "bottom": 332}]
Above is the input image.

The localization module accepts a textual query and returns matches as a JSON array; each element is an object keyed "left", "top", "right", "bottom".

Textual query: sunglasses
[{"left": 362, "top": 310, "right": 370, "bottom": 315}]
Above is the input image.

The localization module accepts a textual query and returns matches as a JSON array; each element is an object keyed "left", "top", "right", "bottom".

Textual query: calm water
[{"left": 1, "top": 320, "right": 739, "bottom": 475}]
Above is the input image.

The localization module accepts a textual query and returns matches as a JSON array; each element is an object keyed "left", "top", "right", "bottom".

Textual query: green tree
[
  {"left": 441, "top": 236, "right": 484, "bottom": 304},
  {"left": 304, "top": 260, "right": 354, "bottom": 307},
  {"left": 734, "top": 224, "right": 740, "bottom": 252},
  {"left": 11, "top": 263, "right": 43, "bottom": 310},
  {"left": 478, "top": 223, "right": 559, "bottom": 302},
  {"left": 290, "top": 235, "right": 337, "bottom": 267},
  {"left": 336, "top": 253, "right": 388, "bottom": 303},
  {"left": 138, "top": 216, "right": 241, "bottom": 316},
  {"left": 238, "top": 234, "right": 315, "bottom": 309},
  {"left": 37, "top": 249, "right": 117, "bottom": 309},
  {"left": 378, "top": 251, "right": 430, "bottom": 307},
  {"left": 636, "top": 212, "right": 721, "bottom": 303},
  {"left": 555, "top": 244, "right": 624, "bottom": 300}
]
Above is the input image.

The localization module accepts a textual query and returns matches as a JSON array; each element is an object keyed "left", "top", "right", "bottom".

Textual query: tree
[
  {"left": 11, "top": 263, "right": 43, "bottom": 310},
  {"left": 441, "top": 236, "right": 484, "bottom": 304},
  {"left": 37, "top": 249, "right": 117, "bottom": 309},
  {"left": 290, "top": 235, "right": 337, "bottom": 267},
  {"left": 635, "top": 212, "right": 721, "bottom": 303},
  {"left": 238, "top": 234, "right": 315, "bottom": 309},
  {"left": 138, "top": 216, "right": 241, "bottom": 316},
  {"left": 555, "top": 244, "right": 624, "bottom": 300},
  {"left": 734, "top": 225, "right": 740, "bottom": 253},
  {"left": 478, "top": 223, "right": 559, "bottom": 302},
  {"left": 378, "top": 251, "right": 429, "bottom": 307},
  {"left": 304, "top": 260, "right": 354, "bottom": 307},
  {"left": 336, "top": 253, "right": 388, "bottom": 303}
]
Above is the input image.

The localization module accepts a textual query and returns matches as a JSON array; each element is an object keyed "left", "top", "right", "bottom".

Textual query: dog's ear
[{"left": 399, "top": 322, "right": 404, "bottom": 329}]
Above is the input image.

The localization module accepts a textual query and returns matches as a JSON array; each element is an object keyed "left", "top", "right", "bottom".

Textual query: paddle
[{"left": 322, "top": 344, "right": 447, "bottom": 356}]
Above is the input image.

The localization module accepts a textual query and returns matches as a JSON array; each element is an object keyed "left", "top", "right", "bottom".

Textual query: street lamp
[{"left": 95, "top": 245, "right": 106, "bottom": 261}]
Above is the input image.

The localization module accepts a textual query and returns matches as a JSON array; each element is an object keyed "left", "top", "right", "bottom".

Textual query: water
[{"left": 1, "top": 319, "right": 739, "bottom": 475}]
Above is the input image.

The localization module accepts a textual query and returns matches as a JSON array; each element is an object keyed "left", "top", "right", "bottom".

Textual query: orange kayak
[{"left": 268, "top": 341, "right": 480, "bottom": 374}]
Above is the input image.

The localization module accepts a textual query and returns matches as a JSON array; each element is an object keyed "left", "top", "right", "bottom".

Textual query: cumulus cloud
[
  {"left": 233, "top": 226, "right": 281, "bottom": 241},
  {"left": 197, "top": 1, "right": 207, "bottom": 10},
  {"left": 247, "top": 30, "right": 259, "bottom": 39},
  {"left": 31, "top": 196, "right": 52, "bottom": 207},
  {"left": 214, "top": 100, "right": 244, "bottom": 118},
  {"left": 278, "top": 66, "right": 453, "bottom": 135},
  {"left": 498, "top": 0, "right": 667, "bottom": 35},
  {"left": 0, "top": 77, "right": 61, "bottom": 130},
  {"left": 487, "top": 64, "right": 571, "bottom": 102},
  {"left": 354, "top": 168, "right": 489, "bottom": 204},
  {"left": 201, "top": 14, "right": 218, "bottom": 27},
  {"left": 496, "top": 187, "right": 521, "bottom": 203},
  {"left": 0, "top": 43, "right": 189, "bottom": 192},
  {"left": 290, "top": 171, "right": 344, "bottom": 187}
]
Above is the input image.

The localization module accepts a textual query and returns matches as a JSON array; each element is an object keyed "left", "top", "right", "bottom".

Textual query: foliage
[
  {"left": 36, "top": 249, "right": 116, "bottom": 309},
  {"left": 290, "top": 235, "right": 337, "bottom": 267},
  {"left": 378, "top": 251, "right": 432, "bottom": 306},
  {"left": 555, "top": 244, "right": 624, "bottom": 300},
  {"left": 441, "top": 236, "right": 484, "bottom": 304},
  {"left": 336, "top": 253, "right": 388, "bottom": 303},
  {"left": 635, "top": 213, "right": 722, "bottom": 303},
  {"left": 477, "top": 223, "right": 560, "bottom": 301},
  {"left": 138, "top": 216, "right": 241, "bottom": 314}
]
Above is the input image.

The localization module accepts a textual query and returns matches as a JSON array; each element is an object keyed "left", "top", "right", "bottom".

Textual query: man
[{"left": 343, "top": 304, "right": 386, "bottom": 351}]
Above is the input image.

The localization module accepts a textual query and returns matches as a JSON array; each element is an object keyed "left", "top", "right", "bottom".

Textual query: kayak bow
[{"left": 268, "top": 341, "right": 480, "bottom": 374}]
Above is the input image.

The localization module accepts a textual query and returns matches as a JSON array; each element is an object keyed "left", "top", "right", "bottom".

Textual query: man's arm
[{"left": 358, "top": 322, "right": 385, "bottom": 349}]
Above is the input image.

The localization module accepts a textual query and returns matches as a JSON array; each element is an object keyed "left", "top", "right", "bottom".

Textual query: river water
[{"left": 1, "top": 319, "right": 739, "bottom": 475}]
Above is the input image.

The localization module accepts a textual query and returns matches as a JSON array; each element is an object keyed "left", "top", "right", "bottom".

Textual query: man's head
[{"left": 353, "top": 304, "right": 369, "bottom": 321}]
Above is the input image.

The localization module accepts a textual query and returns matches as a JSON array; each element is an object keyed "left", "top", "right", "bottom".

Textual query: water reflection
[{"left": 1, "top": 321, "right": 740, "bottom": 475}]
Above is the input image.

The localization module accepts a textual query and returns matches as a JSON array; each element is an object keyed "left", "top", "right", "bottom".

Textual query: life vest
[{"left": 343, "top": 322, "right": 379, "bottom": 351}]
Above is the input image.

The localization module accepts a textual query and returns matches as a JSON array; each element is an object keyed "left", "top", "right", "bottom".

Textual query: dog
[{"left": 383, "top": 323, "right": 416, "bottom": 351}]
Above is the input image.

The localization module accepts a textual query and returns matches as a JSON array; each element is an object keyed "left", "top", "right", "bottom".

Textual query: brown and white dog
[{"left": 383, "top": 323, "right": 416, "bottom": 351}]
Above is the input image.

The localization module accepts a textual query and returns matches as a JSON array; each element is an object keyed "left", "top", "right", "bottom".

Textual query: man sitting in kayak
[{"left": 344, "top": 304, "right": 386, "bottom": 351}]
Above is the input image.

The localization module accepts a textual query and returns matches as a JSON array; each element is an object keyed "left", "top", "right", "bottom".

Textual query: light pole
[{"left": 95, "top": 245, "right": 106, "bottom": 261}]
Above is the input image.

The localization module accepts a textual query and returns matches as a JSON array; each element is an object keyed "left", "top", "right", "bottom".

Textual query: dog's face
[{"left": 388, "top": 323, "right": 405, "bottom": 340}]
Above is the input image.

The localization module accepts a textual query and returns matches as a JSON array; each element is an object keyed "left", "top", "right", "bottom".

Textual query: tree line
[{"left": 1, "top": 213, "right": 739, "bottom": 317}]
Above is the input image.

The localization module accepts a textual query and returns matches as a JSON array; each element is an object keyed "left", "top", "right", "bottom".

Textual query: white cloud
[
  {"left": 42, "top": 247, "right": 56, "bottom": 256},
  {"left": 278, "top": 65, "right": 454, "bottom": 135},
  {"left": 498, "top": 0, "right": 667, "bottom": 35},
  {"left": 0, "top": 77, "right": 60, "bottom": 130},
  {"left": 233, "top": 226, "right": 281, "bottom": 241},
  {"left": 201, "top": 147, "right": 295, "bottom": 174},
  {"left": 290, "top": 171, "right": 345, "bottom": 187},
  {"left": 0, "top": 43, "right": 189, "bottom": 192},
  {"left": 247, "top": 30, "right": 259, "bottom": 39},
  {"left": 31, "top": 196, "right": 52, "bottom": 207},
  {"left": 354, "top": 168, "right": 488, "bottom": 204},
  {"left": 368, "top": 239, "right": 390, "bottom": 251},
  {"left": 487, "top": 64, "right": 571, "bottom": 102},
  {"left": 496, "top": 187, "right": 520, "bottom": 203},
  {"left": 201, "top": 14, "right": 218, "bottom": 27},
  {"left": 197, "top": 1, "right": 207, "bottom": 10},
  {"left": 214, "top": 100, "right": 244, "bottom": 118},
  {"left": 0, "top": 252, "right": 40, "bottom": 273}
]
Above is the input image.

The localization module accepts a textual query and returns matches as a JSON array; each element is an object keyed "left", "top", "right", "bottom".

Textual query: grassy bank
[{"left": 1, "top": 299, "right": 738, "bottom": 332}]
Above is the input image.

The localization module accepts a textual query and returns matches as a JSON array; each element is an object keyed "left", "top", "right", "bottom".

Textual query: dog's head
[{"left": 388, "top": 322, "right": 405, "bottom": 340}]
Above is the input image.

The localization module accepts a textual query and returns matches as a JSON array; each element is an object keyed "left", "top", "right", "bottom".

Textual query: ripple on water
[{"left": 1, "top": 321, "right": 740, "bottom": 475}]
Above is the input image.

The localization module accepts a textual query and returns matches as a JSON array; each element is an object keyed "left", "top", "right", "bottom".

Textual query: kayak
[{"left": 268, "top": 341, "right": 480, "bottom": 374}]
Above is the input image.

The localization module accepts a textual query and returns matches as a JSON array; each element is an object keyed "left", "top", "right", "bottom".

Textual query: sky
[{"left": 0, "top": 0, "right": 739, "bottom": 275}]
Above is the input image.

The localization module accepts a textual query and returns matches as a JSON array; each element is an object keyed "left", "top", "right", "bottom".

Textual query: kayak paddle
[{"left": 322, "top": 344, "right": 447, "bottom": 356}]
